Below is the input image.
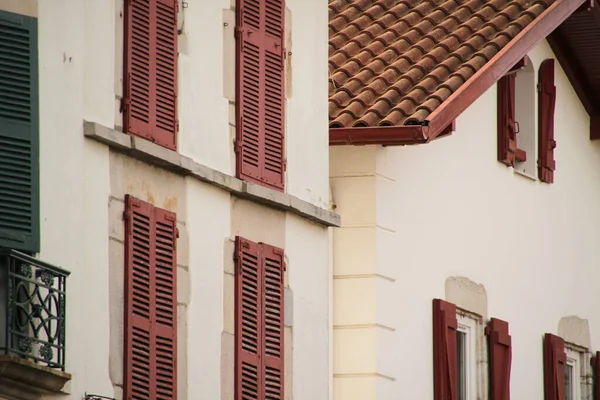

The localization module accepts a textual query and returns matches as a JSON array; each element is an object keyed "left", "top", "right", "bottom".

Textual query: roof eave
[
  {"left": 328, "top": 0, "right": 586, "bottom": 147},
  {"left": 329, "top": 125, "right": 429, "bottom": 146}
]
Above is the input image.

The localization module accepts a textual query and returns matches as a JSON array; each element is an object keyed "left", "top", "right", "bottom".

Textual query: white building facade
[
  {"left": 329, "top": 0, "right": 600, "bottom": 399},
  {"left": 0, "top": 0, "right": 336, "bottom": 399}
]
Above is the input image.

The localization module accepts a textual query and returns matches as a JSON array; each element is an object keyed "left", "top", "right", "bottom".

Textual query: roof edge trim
[
  {"left": 423, "top": 0, "right": 587, "bottom": 141},
  {"left": 329, "top": 126, "right": 428, "bottom": 146}
]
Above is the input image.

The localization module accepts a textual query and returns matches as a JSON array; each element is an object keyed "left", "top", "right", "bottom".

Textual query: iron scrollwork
[{"left": 0, "top": 249, "right": 70, "bottom": 370}]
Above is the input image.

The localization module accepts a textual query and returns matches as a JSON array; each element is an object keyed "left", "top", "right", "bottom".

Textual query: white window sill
[{"left": 513, "top": 168, "right": 537, "bottom": 182}]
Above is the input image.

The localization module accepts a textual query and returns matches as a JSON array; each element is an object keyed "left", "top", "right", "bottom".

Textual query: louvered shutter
[
  {"left": 235, "top": 237, "right": 263, "bottom": 399},
  {"left": 235, "top": 237, "right": 285, "bottom": 400},
  {"left": 124, "top": 0, "right": 178, "bottom": 150},
  {"left": 543, "top": 333, "right": 566, "bottom": 400},
  {"left": 538, "top": 59, "right": 556, "bottom": 184},
  {"left": 433, "top": 299, "right": 458, "bottom": 400},
  {"left": 236, "top": 0, "right": 285, "bottom": 191},
  {"left": 124, "top": 195, "right": 177, "bottom": 400},
  {"left": 487, "top": 318, "right": 512, "bottom": 400},
  {"left": 0, "top": 11, "right": 39, "bottom": 253},
  {"left": 262, "top": 243, "right": 284, "bottom": 398},
  {"left": 497, "top": 74, "right": 517, "bottom": 167}
]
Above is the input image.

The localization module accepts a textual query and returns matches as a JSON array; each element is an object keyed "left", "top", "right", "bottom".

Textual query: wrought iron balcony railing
[{"left": 0, "top": 248, "right": 70, "bottom": 370}]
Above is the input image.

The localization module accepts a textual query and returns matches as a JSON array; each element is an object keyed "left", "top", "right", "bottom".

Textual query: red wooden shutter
[
  {"left": 433, "top": 299, "right": 458, "bottom": 400},
  {"left": 497, "top": 74, "right": 517, "bottom": 166},
  {"left": 486, "top": 318, "right": 512, "bottom": 400},
  {"left": 594, "top": 351, "right": 600, "bottom": 400},
  {"left": 235, "top": 237, "right": 285, "bottom": 400},
  {"left": 236, "top": 0, "right": 285, "bottom": 191},
  {"left": 262, "top": 243, "right": 284, "bottom": 398},
  {"left": 124, "top": 195, "right": 177, "bottom": 400},
  {"left": 543, "top": 333, "right": 566, "bottom": 400},
  {"left": 124, "top": 0, "right": 178, "bottom": 150},
  {"left": 538, "top": 59, "right": 557, "bottom": 184},
  {"left": 235, "top": 237, "right": 262, "bottom": 399}
]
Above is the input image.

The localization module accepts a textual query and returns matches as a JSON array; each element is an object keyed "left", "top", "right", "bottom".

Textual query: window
[
  {"left": 235, "top": 0, "right": 286, "bottom": 191},
  {"left": 0, "top": 10, "right": 39, "bottom": 252},
  {"left": 564, "top": 349, "right": 580, "bottom": 400},
  {"left": 235, "top": 236, "right": 284, "bottom": 399},
  {"left": 497, "top": 57, "right": 536, "bottom": 177},
  {"left": 123, "top": 195, "right": 178, "bottom": 399},
  {"left": 123, "top": 0, "right": 179, "bottom": 150},
  {"left": 456, "top": 315, "right": 477, "bottom": 400},
  {"left": 432, "top": 300, "right": 487, "bottom": 400}
]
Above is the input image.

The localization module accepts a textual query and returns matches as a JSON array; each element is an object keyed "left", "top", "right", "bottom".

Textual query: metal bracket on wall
[{"left": 84, "top": 394, "right": 117, "bottom": 400}]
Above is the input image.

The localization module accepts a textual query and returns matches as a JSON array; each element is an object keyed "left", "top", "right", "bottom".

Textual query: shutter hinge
[
  {"left": 484, "top": 326, "right": 491, "bottom": 336},
  {"left": 120, "top": 97, "right": 131, "bottom": 113},
  {"left": 234, "top": 27, "right": 243, "bottom": 39},
  {"left": 123, "top": 209, "right": 132, "bottom": 221},
  {"left": 175, "top": 227, "right": 180, "bottom": 238},
  {"left": 283, "top": 158, "right": 287, "bottom": 171},
  {"left": 234, "top": 140, "right": 242, "bottom": 154},
  {"left": 176, "top": 119, "right": 180, "bottom": 132}
]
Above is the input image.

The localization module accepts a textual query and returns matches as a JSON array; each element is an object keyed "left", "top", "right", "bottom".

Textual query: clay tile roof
[{"left": 328, "top": 0, "right": 557, "bottom": 131}]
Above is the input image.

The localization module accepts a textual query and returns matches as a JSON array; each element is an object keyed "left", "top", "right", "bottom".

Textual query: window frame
[
  {"left": 564, "top": 349, "right": 579, "bottom": 400},
  {"left": 456, "top": 314, "right": 478, "bottom": 400}
]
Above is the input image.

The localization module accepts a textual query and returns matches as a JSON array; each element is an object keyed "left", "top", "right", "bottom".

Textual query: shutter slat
[
  {"left": 487, "top": 318, "right": 512, "bottom": 400},
  {"left": 124, "top": 0, "right": 177, "bottom": 150},
  {"left": 497, "top": 74, "right": 517, "bottom": 166},
  {"left": 125, "top": 196, "right": 177, "bottom": 400},
  {"left": 236, "top": 0, "right": 285, "bottom": 191},
  {"left": 543, "top": 333, "right": 566, "bottom": 400},
  {"left": 538, "top": 59, "right": 556, "bottom": 183},
  {"left": 433, "top": 298, "right": 458, "bottom": 400},
  {"left": 0, "top": 10, "right": 38, "bottom": 252}
]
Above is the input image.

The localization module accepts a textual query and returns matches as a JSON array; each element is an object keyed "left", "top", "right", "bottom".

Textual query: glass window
[{"left": 564, "top": 362, "right": 573, "bottom": 400}]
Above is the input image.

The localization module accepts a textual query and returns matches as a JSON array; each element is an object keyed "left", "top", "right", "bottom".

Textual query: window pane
[
  {"left": 457, "top": 331, "right": 467, "bottom": 400},
  {"left": 565, "top": 363, "right": 573, "bottom": 400}
]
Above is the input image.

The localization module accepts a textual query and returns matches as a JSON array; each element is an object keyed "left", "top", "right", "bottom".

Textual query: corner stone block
[
  {"left": 177, "top": 304, "right": 188, "bottom": 400},
  {"left": 221, "top": 332, "right": 235, "bottom": 400},
  {"left": 284, "top": 287, "right": 293, "bottom": 328},
  {"left": 177, "top": 222, "right": 189, "bottom": 268},
  {"left": 224, "top": 272, "right": 235, "bottom": 335},
  {"left": 109, "top": 197, "right": 125, "bottom": 242},
  {"left": 177, "top": 266, "right": 190, "bottom": 306},
  {"left": 285, "top": 327, "right": 293, "bottom": 400},
  {"left": 224, "top": 238, "right": 235, "bottom": 275},
  {"left": 108, "top": 238, "right": 125, "bottom": 387}
]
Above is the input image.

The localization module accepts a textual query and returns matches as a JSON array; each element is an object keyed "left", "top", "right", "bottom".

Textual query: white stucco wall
[
  {"left": 38, "top": 0, "right": 112, "bottom": 397},
  {"left": 332, "top": 39, "right": 600, "bottom": 399},
  {"left": 26, "top": 0, "right": 331, "bottom": 399}
]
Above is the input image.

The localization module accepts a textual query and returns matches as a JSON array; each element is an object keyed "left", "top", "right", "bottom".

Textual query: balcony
[{"left": 0, "top": 249, "right": 71, "bottom": 400}]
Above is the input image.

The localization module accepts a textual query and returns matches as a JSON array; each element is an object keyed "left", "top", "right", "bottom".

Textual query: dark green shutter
[{"left": 0, "top": 11, "right": 39, "bottom": 252}]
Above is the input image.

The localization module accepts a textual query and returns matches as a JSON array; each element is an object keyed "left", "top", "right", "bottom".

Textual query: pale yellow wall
[{"left": 330, "top": 146, "right": 397, "bottom": 399}]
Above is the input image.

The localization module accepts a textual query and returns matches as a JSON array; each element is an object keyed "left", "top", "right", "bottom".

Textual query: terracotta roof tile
[{"left": 329, "top": 0, "right": 555, "bottom": 128}]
